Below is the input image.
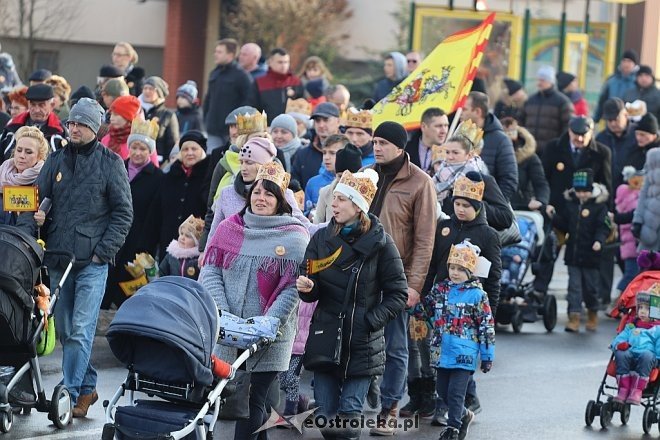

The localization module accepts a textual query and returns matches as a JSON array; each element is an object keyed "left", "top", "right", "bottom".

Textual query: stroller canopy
[
  {"left": 0, "top": 225, "right": 43, "bottom": 308},
  {"left": 107, "top": 277, "right": 219, "bottom": 386}
]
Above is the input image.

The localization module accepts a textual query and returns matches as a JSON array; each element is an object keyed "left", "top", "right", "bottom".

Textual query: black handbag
[
  {"left": 303, "top": 257, "right": 364, "bottom": 372},
  {"left": 497, "top": 204, "right": 522, "bottom": 247},
  {"left": 218, "top": 369, "right": 251, "bottom": 420}
]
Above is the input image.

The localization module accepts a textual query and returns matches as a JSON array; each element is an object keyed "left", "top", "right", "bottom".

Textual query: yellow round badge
[
  {"left": 187, "top": 266, "right": 196, "bottom": 277},
  {"left": 56, "top": 172, "right": 62, "bottom": 182},
  {"left": 556, "top": 162, "right": 565, "bottom": 171},
  {"left": 581, "top": 209, "right": 590, "bottom": 218},
  {"left": 441, "top": 227, "right": 450, "bottom": 236},
  {"left": 275, "top": 245, "right": 286, "bottom": 256}
]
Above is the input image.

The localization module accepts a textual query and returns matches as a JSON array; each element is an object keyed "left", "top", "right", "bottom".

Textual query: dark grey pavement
[{"left": 9, "top": 260, "right": 650, "bottom": 439}]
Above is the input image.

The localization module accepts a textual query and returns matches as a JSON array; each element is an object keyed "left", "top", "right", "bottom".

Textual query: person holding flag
[{"left": 297, "top": 168, "right": 407, "bottom": 440}]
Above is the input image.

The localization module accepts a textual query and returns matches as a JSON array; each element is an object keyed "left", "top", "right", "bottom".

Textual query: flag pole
[{"left": 447, "top": 107, "right": 463, "bottom": 138}]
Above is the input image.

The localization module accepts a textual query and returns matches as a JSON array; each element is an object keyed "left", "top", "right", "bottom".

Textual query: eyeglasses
[
  {"left": 406, "top": 59, "right": 418, "bottom": 64},
  {"left": 67, "top": 121, "right": 89, "bottom": 129},
  {"left": 112, "top": 52, "right": 130, "bottom": 57}
]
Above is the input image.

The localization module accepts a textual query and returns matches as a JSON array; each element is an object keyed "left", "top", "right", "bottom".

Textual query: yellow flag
[
  {"left": 372, "top": 12, "right": 496, "bottom": 130},
  {"left": 306, "top": 247, "right": 342, "bottom": 275}
]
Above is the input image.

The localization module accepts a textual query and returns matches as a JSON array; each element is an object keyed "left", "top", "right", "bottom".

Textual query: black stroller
[
  {"left": 102, "top": 277, "right": 274, "bottom": 440},
  {"left": 0, "top": 225, "right": 75, "bottom": 433},
  {"left": 496, "top": 211, "right": 558, "bottom": 333}
]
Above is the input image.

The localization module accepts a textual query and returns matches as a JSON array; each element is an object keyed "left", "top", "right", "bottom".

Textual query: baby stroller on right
[
  {"left": 496, "top": 210, "right": 558, "bottom": 333},
  {"left": 584, "top": 274, "right": 660, "bottom": 433}
]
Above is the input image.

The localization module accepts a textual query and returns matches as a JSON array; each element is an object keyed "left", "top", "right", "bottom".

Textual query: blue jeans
[
  {"left": 380, "top": 311, "right": 409, "bottom": 410},
  {"left": 616, "top": 258, "right": 640, "bottom": 292},
  {"left": 50, "top": 262, "right": 108, "bottom": 403},
  {"left": 313, "top": 372, "right": 371, "bottom": 417},
  {"left": 615, "top": 350, "right": 656, "bottom": 377},
  {"left": 436, "top": 368, "right": 472, "bottom": 430}
]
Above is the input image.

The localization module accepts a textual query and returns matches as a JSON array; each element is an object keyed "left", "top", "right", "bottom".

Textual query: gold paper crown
[
  {"left": 650, "top": 283, "right": 660, "bottom": 295},
  {"left": 454, "top": 119, "right": 484, "bottom": 149},
  {"left": 179, "top": 215, "right": 205, "bottom": 241},
  {"left": 338, "top": 169, "right": 378, "bottom": 207},
  {"left": 453, "top": 175, "right": 485, "bottom": 202},
  {"left": 256, "top": 161, "right": 290, "bottom": 194},
  {"left": 285, "top": 98, "right": 312, "bottom": 116},
  {"left": 237, "top": 110, "right": 268, "bottom": 135},
  {"left": 344, "top": 108, "right": 373, "bottom": 130},
  {"left": 447, "top": 242, "right": 479, "bottom": 273},
  {"left": 130, "top": 118, "right": 159, "bottom": 140},
  {"left": 432, "top": 144, "right": 447, "bottom": 164}
]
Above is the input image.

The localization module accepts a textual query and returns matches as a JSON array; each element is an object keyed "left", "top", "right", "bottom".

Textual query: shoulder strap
[{"left": 338, "top": 256, "right": 366, "bottom": 318}]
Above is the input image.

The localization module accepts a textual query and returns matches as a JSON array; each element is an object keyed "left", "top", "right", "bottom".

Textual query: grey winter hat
[
  {"left": 144, "top": 76, "right": 169, "bottom": 98},
  {"left": 270, "top": 114, "right": 298, "bottom": 137},
  {"left": 536, "top": 65, "right": 556, "bottom": 84},
  {"left": 176, "top": 80, "right": 198, "bottom": 104},
  {"left": 67, "top": 98, "right": 104, "bottom": 134}
]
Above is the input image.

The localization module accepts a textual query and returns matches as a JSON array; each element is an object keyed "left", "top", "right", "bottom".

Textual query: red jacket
[
  {"left": 253, "top": 69, "right": 304, "bottom": 124},
  {"left": 1, "top": 111, "right": 67, "bottom": 163}
]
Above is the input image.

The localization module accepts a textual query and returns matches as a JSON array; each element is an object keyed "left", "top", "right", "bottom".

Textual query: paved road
[{"left": 9, "top": 261, "right": 650, "bottom": 439}]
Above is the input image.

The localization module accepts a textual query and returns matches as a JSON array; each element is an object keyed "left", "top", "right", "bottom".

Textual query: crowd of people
[{"left": 0, "top": 37, "right": 659, "bottom": 440}]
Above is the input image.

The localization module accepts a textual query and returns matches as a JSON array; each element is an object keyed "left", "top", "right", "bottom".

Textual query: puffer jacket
[
  {"left": 615, "top": 183, "right": 640, "bottom": 260},
  {"left": 633, "top": 147, "right": 660, "bottom": 251},
  {"left": 480, "top": 113, "right": 518, "bottom": 200},
  {"left": 16, "top": 140, "right": 133, "bottom": 269},
  {"left": 414, "top": 279, "right": 494, "bottom": 371},
  {"left": 520, "top": 87, "right": 574, "bottom": 154},
  {"left": 611, "top": 323, "right": 660, "bottom": 355},
  {"left": 292, "top": 301, "right": 317, "bottom": 356},
  {"left": 423, "top": 211, "right": 502, "bottom": 315},
  {"left": 596, "top": 121, "right": 638, "bottom": 190},
  {"left": 554, "top": 184, "right": 610, "bottom": 268},
  {"left": 300, "top": 215, "right": 408, "bottom": 378},
  {"left": 510, "top": 126, "right": 549, "bottom": 210}
]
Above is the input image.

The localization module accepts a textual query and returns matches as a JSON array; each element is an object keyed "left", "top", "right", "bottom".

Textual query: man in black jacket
[
  {"left": 461, "top": 91, "right": 518, "bottom": 200},
  {"left": 403, "top": 107, "right": 448, "bottom": 173},
  {"left": 17, "top": 98, "right": 133, "bottom": 418},
  {"left": 537, "top": 116, "right": 612, "bottom": 297},
  {"left": 596, "top": 98, "right": 638, "bottom": 190},
  {"left": 203, "top": 38, "right": 253, "bottom": 153}
]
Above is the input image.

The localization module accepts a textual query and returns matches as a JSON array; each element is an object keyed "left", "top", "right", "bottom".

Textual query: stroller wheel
[
  {"left": 584, "top": 400, "right": 596, "bottom": 426},
  {"left": 643, "top": 406, "right": 656, "bottom": 434},
  {"left": 599, "top": 402, "right": 612, "bottom": 428},
  {"left": 511, "top": 308, "right": 523, "bottom": 333},
  {"left": 49, "top": 385, "right": 72, "bottom": 429},
  {"left": 620, "top": 403, "right": 631, "bottom": 425},
  {"left": 542, "top": 295, "right": 557, "bottom": 332},
  {"left": 0, "top": 410, "right": 12, "bottom": 433}
]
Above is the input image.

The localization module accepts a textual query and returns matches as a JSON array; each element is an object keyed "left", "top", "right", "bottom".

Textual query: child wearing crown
[
  {"left": 553, "top": 169, "right": 610, "bottom": 332},
  {"left": 414, "top": 240, "right": 495, "bottom": 440},
  {"left": 159, "top": 215, "right": 204, "bottom": 280}
]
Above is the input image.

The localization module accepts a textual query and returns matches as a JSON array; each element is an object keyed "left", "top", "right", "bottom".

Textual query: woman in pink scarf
[{"left": 0, "top": 126, "right": 49, "bottom": 224}]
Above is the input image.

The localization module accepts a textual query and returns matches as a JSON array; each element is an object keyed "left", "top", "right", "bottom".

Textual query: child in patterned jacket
[{"left": 414, "top": 240, "right": 495, "bottom": 440}]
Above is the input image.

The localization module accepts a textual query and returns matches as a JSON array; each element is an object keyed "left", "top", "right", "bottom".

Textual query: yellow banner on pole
[
  {"left": 306, "top": 247, "right": 342, "bottom": 275},
  {"left": 3, "top": 186, "right": 39, "bottom": 212},
  {"left": 372, "top": 12, "right": 496, "bottom": 131}
]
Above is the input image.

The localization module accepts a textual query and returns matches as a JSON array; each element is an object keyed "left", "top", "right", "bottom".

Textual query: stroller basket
[{"left": 132, "top": 374, "right": 195, "bottom": 401}]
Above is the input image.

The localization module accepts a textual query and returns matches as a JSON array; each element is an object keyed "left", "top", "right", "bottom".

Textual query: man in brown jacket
[{"left": 367, "top": 121, "right": 437, "bottom": 435}]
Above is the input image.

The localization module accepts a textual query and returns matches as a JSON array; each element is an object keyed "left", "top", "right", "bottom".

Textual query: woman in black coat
[
  {"left": 103, "top": 139, "right": 163, "bottom": 309},
  {"left": 297, "top": 169, "right": 407, "bottom": 440},
  {"left": 143, "top": 131, "right": 210, "bottom": 257},
  {"left": 502, "top": 118, "right": 550, "bottom": 211}
]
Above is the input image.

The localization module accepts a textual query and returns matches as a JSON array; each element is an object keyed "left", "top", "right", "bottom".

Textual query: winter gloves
[
  {"left": 481, "top": 361, "right": 492, "bottom": 373},
  {"left": 616, "top": 342, "right": 631, "bottom": 351}
]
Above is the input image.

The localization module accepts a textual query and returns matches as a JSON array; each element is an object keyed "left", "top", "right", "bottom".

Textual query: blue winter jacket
[
  {"left": 611, "top": 323, "right": 660, "bottom": 356},
  {"left": 594, "top": 68, "right": 638, "bottom": 122},
  {"left": 415, "top": 279, "right": 495, "bottom": 371},
  {"left": 304, "top": 166, "right": 335, "bottom": 212}
]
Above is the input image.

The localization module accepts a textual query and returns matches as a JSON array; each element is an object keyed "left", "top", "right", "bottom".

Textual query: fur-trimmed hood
[
  {"left": 563, "top": 182, "right": 610, "bottom": 203},
  {"left": 514, "top": 126, "right": 537, "bottom": 164}
]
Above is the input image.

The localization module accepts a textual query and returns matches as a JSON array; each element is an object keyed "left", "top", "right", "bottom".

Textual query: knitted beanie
[
  {"left": 110, "top": 95, "right": 141, "bottom": 122},
  {"left": 68, "top": 98, "right": 104, "bottom": 134},
  {"left": 239, "top": 137, "right": 277, "bottom": 164},
  {"left": 179, "top": 130, "right": 208, "bottom": 152},
  {"left": 537, "top": 65, "right": 556, "bottom": 84},
  {"left": 176, "top": 80, "right": 198, "bottom": 104},
  {"left": 373, "top": 121, "right": 407, "bottom": 149},
  {"left": 335, "top": 143, "right": 363, "bottom": 173},
  {"left": 270, "top": 114, "right": 298, "bottom": 137},
  {"left": 636, "top": 113, "right": 659, "bottom": 135},
  {"left": 145, "top": 76, "right": 169, "bottom": 98}
]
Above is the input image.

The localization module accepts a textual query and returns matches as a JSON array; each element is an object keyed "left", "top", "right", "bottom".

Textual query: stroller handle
[{"left": 43, "top": 249, "right": 76, "bottom": 265}]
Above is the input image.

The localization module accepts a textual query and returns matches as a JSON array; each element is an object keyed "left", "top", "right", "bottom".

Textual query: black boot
[
  {"left": 398, "top": 378, "right": 422, "bottom": 417},
  {"left": 418, "top": 376, "right": 436, "bottom": 418}
]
